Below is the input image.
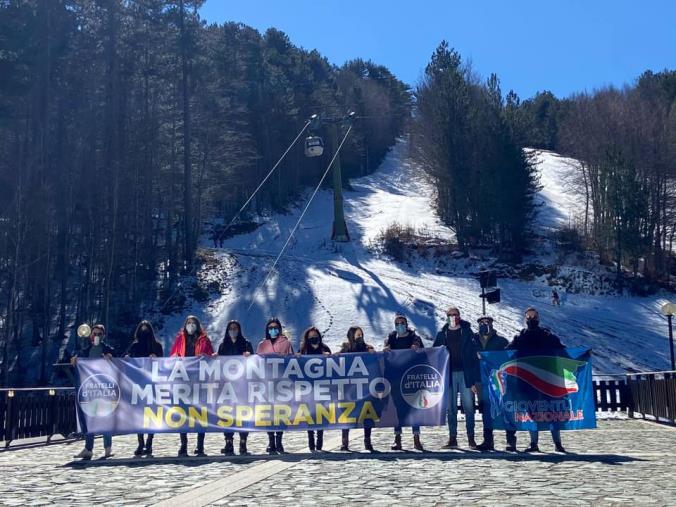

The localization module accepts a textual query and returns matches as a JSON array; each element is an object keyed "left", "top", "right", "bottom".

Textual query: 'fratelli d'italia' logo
[
  {"left": 491, "top": 356, "right": 587, "bottom": 398},
  {"left": 400, "top": 364, "right": 444, "bottom": 409},
  {"left": 78, "top": 374, "right": 121, "bottom": 417}
]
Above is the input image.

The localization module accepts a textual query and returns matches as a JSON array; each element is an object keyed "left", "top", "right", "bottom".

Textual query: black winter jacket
[
  {"left": 218, "top": 336, "right": 254, "bottom": 356},
  {"left": 384, "top": 330, "right": 424, "bottom": 350},
  {"left": 433, "top": 320, "right": 478, "bottom": 386},
  {"left": 507, "top": 326, "right": 564, "bottom": 351},
  {"left": 126, "top": 340, "right": 163, "bottom": 358}
]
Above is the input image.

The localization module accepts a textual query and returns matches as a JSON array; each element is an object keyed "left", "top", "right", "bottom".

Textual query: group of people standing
[
  {"left": 70, "top": 306, "right": 566, "bottom": 460},
  {"left": 432, "top": 306, "right": 566, "bottom": 454}
]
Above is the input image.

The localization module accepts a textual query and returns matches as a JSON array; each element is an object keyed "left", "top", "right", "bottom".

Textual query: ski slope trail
[{"left": 164, "top": 140, "right": 672, "bottom": 374}]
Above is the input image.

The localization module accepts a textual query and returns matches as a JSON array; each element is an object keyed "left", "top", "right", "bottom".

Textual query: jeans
[
  {"left": 447, "top": 370, "right": 475, "bottom": 439},
  {"left": 529, "top": 428, "right": 561, "bottom": 444},
  {"left": 479, "top": 389, "right": 494, "bottom": 442},
  {"left": 85, "top": 433, "right": 112, "bottom": 451}
]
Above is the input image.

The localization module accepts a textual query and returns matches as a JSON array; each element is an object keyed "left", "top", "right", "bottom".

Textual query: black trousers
[
  {"left": 137, "top": 433, "right": 154, "bottom": 447},
  {"left": 224, "top": 431, "right": 248, "bottom": 440},
  {"left": 180, "top": 432, "right": 205, "bottom": 448},
  {"left": 481, "top": 391, "right": 516, "bottom": 444},
  {"left": 342, "top": 427, "right": 372, "bottom": 439}
]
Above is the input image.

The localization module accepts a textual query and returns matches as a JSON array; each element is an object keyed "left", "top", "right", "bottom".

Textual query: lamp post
[{"left": 661, "top": 302, "right": 676, "bottom": 371}]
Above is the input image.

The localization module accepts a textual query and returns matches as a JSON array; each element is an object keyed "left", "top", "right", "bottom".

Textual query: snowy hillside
[
  {"left": 160, "top": 140, "right": 673, "bottom": 374},
  {"left": 528, "top": 149, "right": 589, "bottom": 231}
]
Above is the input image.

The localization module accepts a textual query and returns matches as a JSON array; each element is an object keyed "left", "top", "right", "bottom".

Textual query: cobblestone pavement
[{"left": 0, "top": 419, "right": 675, "bottom": 506}]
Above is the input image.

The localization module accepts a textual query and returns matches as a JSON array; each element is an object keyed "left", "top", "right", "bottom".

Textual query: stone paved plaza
[{"left": 0, "top": 418, "right": 674, "bottom": 506}]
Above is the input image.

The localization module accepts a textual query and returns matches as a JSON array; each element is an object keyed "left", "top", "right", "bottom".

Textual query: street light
[{"left": 660, "top": 302, "right": 676, "bottom": 371}]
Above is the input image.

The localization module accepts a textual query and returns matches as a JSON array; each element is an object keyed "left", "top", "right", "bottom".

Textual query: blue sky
[{"left": 200, "top": 0, "right": 675, "bottom": 99}]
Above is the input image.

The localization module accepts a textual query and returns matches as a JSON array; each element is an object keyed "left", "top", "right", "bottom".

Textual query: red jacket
[{"left": 170, "top": 330, "right": 214, "bottom": 357}]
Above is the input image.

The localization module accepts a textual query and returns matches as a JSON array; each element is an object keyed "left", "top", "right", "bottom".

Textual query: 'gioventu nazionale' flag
[{"left": 479, "top": 347, "right": 596, "bottom": 431}]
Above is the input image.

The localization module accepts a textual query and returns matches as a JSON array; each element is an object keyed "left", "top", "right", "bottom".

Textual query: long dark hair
[
  {"left": 299, "top": 326, "right": 323, "bottom": 353},
  {"left": 130, "top": 320, "right": 161, "bottom": 356},
  {"left": 183, "top": 315, "right": 203, "bottom": 336},
  {"left": 134, "top": 320, "right": 159, "bottom": 343},
  {"left": 346, "top": 326, "right": 368, "bottom": 352},
  {"left": 264, "top": 317, "right": 283, "bottom": 340},
  {"left": 347, "top": 326, "right": 363, "bottom": 343},
  {"left": 224, "top": 320, "right": 244, "bottom": 341}
]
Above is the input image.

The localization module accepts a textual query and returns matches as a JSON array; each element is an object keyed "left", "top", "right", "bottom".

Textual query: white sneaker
[
  {"left": 103, "top": 447, "right": 113, "bottom": 459},
  {"left": 74, "top": 448, "right": 93, "bottom": 460}
]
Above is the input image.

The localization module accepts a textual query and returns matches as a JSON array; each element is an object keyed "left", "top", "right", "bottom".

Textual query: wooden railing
[
  {"left": 592, "top": 375, "right": 632, "bottom": 413},
  {"left": 626, "top": 371, "right": 676, "bottom": 424},
  {"left": 0, "top": 387, "right": 78, "bottom": 446}
]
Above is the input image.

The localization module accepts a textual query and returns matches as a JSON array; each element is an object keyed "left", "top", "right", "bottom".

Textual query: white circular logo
[
  {"left": 78, "top": 374, "right": 120, "bottom": 417},
  {"left": 400, "top": 364, "right": 444, "bottom": 409}
]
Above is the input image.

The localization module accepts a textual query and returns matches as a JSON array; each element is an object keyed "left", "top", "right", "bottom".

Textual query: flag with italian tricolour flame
[
  {"left": 491, "top": 356, "right": 587, "bottom": 398},
  {"left": 480, "top": 347, "right": 596, "bottom": 431}
]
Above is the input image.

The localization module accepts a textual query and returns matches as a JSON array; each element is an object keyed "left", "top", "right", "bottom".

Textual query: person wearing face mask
[
  {"left": 71, "top": 324, "right": 115, "bottom": 460},
  {"left": 256, "top": 317, "right": 294, "bottom": 453},
  {"left": 170, "top": 315, "right": 214, "bottom": 457},
  {"left": 507, "top": 307, "right": 566, "bottom": 453},
  {"left": 471, "top": 316, "right": 514, "bottom": 452},
  {"left": 433, "top": 306, "right": 478, "bottom": 449},
  {"left": 384, "top": 314, "right": 425, "bottom": 451},
  {"left": 217, "top": 320, "right": 253, "bottom": 455},
  {"left": 125, "top": 320, "right": 164, "bottom": 457},
  {"left": 340, "top": 326, "right": 375, "bottom": 354},
  {"left": 339, "top": 326, "right": 376, "bottom": 451},
  {"left": 299, "top": 327, "right": 331, "bottom": 452}
]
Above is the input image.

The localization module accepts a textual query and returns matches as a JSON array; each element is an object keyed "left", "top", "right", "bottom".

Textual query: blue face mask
[
  {"left": 268, "top": 328, "right": 280, "bottom": 338},
  {"left": 396, "top": 324, "right": 407, "bottom": 335},
  {"left": 479, "top": 323, "right": 490, "bottom": 336}
]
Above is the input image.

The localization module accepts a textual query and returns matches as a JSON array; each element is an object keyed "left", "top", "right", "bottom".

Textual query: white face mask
[
  {"left": 91, "top": 335, "right": 102, "bottom": 346},
  {"left": 228, "top": 329, "right": 238, "bottom": 339},
  {"left": 447, "top": 315, "right": 460, "bottom": 327},
  {"left": 186, "top": 323, "right": 197, "bottom": 335}
]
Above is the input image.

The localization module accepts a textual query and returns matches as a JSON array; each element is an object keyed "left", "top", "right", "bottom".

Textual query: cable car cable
[
  {"left": 158, "top": 120, "right": 310, "bottom": 312},
  {"left": 246, "top": 124, "right": 354, "bottom": 312},
  {"left": 220, "top": 119, "right": 312, "bottom": 237}
]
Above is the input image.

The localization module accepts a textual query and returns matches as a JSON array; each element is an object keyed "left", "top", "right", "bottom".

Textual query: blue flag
[{"left": 479, "top": 347, "right": 596, "bottom": 431}]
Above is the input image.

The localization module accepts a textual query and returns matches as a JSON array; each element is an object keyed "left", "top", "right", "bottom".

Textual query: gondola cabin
[{"left": 304, "top": 136, "right": 324, "bottom": 157}]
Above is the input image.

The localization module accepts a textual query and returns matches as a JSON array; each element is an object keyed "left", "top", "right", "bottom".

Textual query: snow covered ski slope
[{"left": 163, "top": 140, "right": 673, "bottom": 374}]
